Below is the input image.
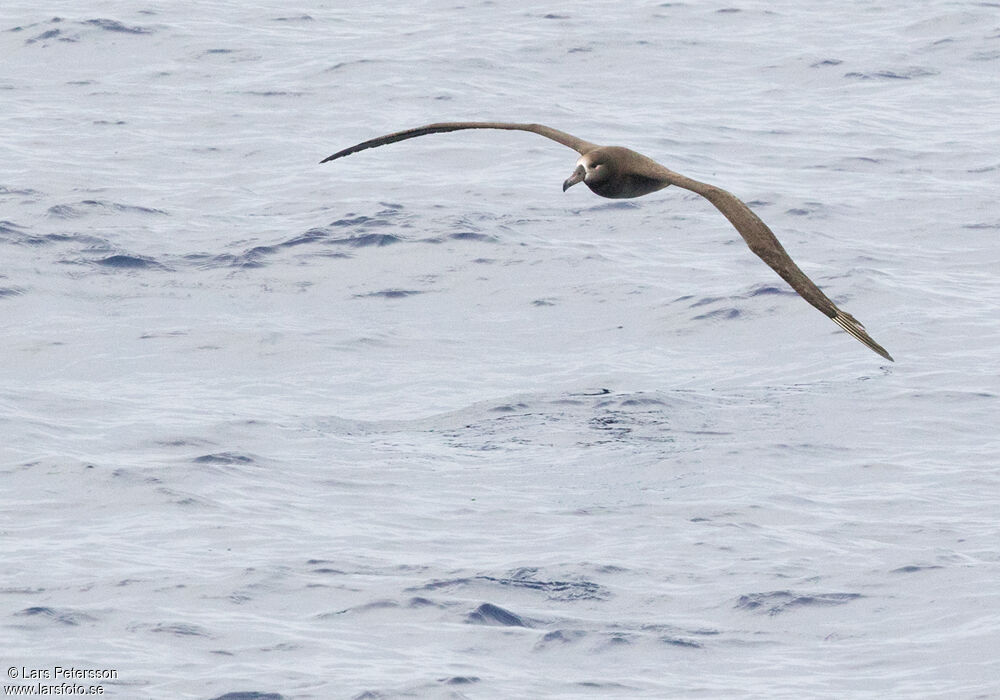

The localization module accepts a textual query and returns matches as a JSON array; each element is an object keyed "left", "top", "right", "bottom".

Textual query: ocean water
[{"left": 2, "top": 1, "right": 999, "bottom": 698}]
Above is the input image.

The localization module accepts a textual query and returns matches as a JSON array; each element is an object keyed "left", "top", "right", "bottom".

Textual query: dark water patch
[
  {"left": 99, "top": 201, "right": 167, "bottom": 215},
  {"left": 576, "top": 681, "right": 636, "bottom": 691},
  {"left": 25, "top": 28, "right": 73, "bottom": 44},
  {"left": 354, "top": 289, "right": 423, "bottom": 299},
  {"left": 466, "top": 602, "right": 530, "bottom": 627},
  {"left": 239, "top": 90, "right": 305, "bottom": 97},
  {"left": 330, "top": 232, "right": 403, "bottom": 247},
  {"left": 242, "top": 244, "right": 279, "bottom": 260},
  {"left": 620, "top": 397, "right": 666, "bottom": 407},
  {"left": 590, "top": 414, "right": 631, "bottom": 434},
  {"left": 969, "top": 50, "right": 1000, "bottom": 62},
  {"left": 327, "top": 59, "right": 372, "bottom": 71},
  {"left": 962, "top": 222, "right": 1000, "bottom": 229},
  {"left": 209, "top": 252, "right": 269, "bottom": 269},
  {"left": 439, "top": 676, "right": 479, "bottom": 685},
  {"left": 350, "top": 600, "right": 401, "bottom": 613},
  {"left": 111, "top": 467, "right": 162, "bottom": 484},
  {"left": 208, "top": 693, "right": 284, "bottom": 700},
  {"left": 155, "top": 438, "right": 208, "bottom": 447},
  {"left": 413, "top": 571, "right": 607, "bottom": 601},
  {"left": 23, "top": 17, "right": 153, "bottom": 44},
  {"left": 844, "top": 67, "right": 937, "bottom": 80},
  {"left": 448, "top": 231, "right": 500, "bottom": 243},
  {"left": 193, "top": 452, "right": 256, "bottom": 465},
  {"left": 601, "top": 633, "right": 633, "bottom": 647},
  {"left": 331, "top": 207, "right": 401, "bottom": 227},
  {"left": 0, "top": 186, "right": 42, "bottom": 197},
  {"left": 736, "top": 590, "right": 862, "bottom": 615},
  {"left": 532, "top": 298, "right": 556, "bottom": 306},
  {"left": 660, "top": 635, "right": 704, "bottom": 648},
  {"left": 692, "top": 307, "right": 741, "bottom": 321},
  {"left": 321, "top": 600, "right": 400, "bottom": 618},
  {"left": 151, "top": 622, "right": 210, "bottom": 637},
  {"left": 225, "top": 226, "right": 405, "bottom": 266},
  {"left": 306, "top": 559, "right": 346, "bottom": 575},
  {"left": 408, "top": 597, "right": 442, "bottom": 610},
  {"left": 811, "top": 58, "right": 843, "bottom": 67},
  {"left": 83, "top": 18, "right": 153, "bottom": 34},
  {"left": 478, "top": 573, "right": 609, "bottom": 601},
  {"left": 891, "top": 564, "right": 944, "bottom": 574},
  {"left": 687, "top": 295, "right": 723, "bottom": 308},
  {"left": 48, "top": 200, "right": 167, "bottom": 218},
  {"left": 7, "top": 21, "right": 44, "bottom": 33},
  {"left": 535, "top": 629, "right": 587, "bottom": 648},
  {"left": 93, "top": 119, "right": 126, "bottom": 125},
  {"left": 48, "top": 204, "right": 83, "bottom": 218},
  {"left": 279, "top": 228, "right": 332, "bottom": 247},
  {"left": 311, "top": 566, "right": 346, "bottom": 575},
  {"left": 140, "top": 329, "right": 187, "bottom": 339},
  {"left": 908, "top": 389, "right": 996, "bottom": 401},
  {"left": 716, "top": 7, "right": 742, "bottom": 13},
  {"left": 0, "top": 220, "right": 27, "bottom": 238},
  {"left": 584, "top": 395, "right": 674, "bottom": 445},
  {"left": 95, "top": 254, "right": 165, "bottom": 270},
  {"left": 15, "top": 606, "right": 95, "bottom": 626},
  {"left": 0, "top": 286, "right": 26, "bottom": 298},
  {"left": 273, "top": 15, "right": 314, "bottom": 22},
  {"left": 489, "top": 402, "right": 529, "bottom": 413},
  {"left": 590, "top": 563, "right": 627, "bottom": 574},
  {"left": 749, "top": 284, "right": 792, "bottom": 296}
]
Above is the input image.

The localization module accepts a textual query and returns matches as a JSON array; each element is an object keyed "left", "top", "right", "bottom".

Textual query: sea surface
[{"left": 2, "top": 1, "right": 999, "bottom": 698}]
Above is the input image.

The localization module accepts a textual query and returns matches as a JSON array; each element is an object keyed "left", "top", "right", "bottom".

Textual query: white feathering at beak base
[{"left": 563, "top": 163, "right": 587, "bottom": 192}]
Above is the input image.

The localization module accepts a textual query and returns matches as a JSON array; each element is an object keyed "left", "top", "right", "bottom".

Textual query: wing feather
[
  {"left": 657, "top": 168, "right": 894, "bottom": 361},
  {"left": 320, "top": 122, "right": 597, "bottom": 163}
]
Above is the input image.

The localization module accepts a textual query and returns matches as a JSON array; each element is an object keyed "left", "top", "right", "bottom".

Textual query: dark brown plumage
[{"left": 321, "top": 122, "right": 893, "bottom": 361}]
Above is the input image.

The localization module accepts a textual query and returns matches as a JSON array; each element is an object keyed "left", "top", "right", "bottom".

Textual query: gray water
[{"left": 2, "top": 1, "right": 999, "bottom": 698}]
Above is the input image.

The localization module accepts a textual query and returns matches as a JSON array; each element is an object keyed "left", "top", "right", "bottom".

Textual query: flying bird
[{"left": 321, "top": 121, "right": 893, "bottom": 361}]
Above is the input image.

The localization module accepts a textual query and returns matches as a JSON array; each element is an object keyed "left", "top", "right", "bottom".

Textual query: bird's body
[{"left": 321, "top": 122, "right": 893, "bottom": 362}]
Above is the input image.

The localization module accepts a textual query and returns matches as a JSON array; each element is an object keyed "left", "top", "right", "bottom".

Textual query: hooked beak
[{"left": 562, "top": 164, "right": 586, "bottom": 192}]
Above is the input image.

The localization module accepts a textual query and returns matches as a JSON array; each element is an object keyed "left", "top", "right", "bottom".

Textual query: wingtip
[
  {"left": 832, "top": 312, "right": 894, "bottom": 362},
  {"left": 320, "top": 150, "right": 349, "bottom": 164}
]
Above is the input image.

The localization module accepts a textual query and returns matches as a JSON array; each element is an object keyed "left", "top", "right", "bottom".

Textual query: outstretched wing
[
  {"left": 320, "top": 122, "right": 598, "bottom": 163},
  {"left": 654, "top": 166, "right": 894, "bottom": 361}
]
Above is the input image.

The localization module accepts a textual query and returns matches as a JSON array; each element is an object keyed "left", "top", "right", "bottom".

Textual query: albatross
[{"left": 320, "top": 121, "right": 893, "bottom": 361}]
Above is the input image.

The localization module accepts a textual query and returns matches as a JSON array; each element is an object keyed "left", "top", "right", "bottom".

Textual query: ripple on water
[
  {"left": 466, "top": 602, "right": 531, "bottom": 627},
  {"left": 18, "top": 17, "right": 155, "bottom": 45},
  {"left": 735, "top": 590, "right": 863, "bottom": 616},
  {"left": 93, "top": 254, "right": 166, "bottom": 270}
]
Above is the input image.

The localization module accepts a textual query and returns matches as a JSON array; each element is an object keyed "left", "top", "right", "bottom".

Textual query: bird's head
[{"left": 562, "top": 152, "right": 612, "bottom": 192}]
